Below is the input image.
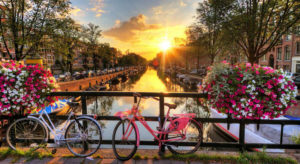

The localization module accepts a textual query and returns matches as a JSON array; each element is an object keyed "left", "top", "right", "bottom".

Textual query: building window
[
  {"left": 284, "top": 46, "right": 291, "bottom": 60},
  {"left": 296, "top": 42, "right": 300, "bottom": 55},
  {"left": 296, "top": 61, "right": 300, "bottom": 73},
  {"left": 285, "top": 34, "right": 292, "bottom": 41},
  {"left": 277, "top": 47, "right": 282, "bottom": 60},
  {"left": 283, "top": 65, "right": 290, "bottom": 72},
  {"left": 296, "top": 26, "right": 300, "bottom": 35},
  {"left": 262, "top": 55, "right": 266, "bottom": 61}
]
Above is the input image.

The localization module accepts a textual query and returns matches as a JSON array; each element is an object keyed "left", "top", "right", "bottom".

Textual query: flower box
[
  {"left": 0, "top": 60, "right": 57, "bottom": 116},
  {"left": 200, "top": 61, "right": 297, "bottom": 120}
]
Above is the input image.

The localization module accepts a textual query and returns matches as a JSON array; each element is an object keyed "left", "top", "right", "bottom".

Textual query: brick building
[{"left": 259, "top": 27, "right": 300, "bottom": 73}]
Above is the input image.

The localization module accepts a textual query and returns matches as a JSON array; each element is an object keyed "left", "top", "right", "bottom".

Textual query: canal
[{"left": 85, "top": 67, "right": 231, "bottom": 148}]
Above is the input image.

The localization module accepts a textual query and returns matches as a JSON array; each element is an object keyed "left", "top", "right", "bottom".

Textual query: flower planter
[
  {"left": 200, "top": 61, "right": 297, "bottom": 120},
  {"left": 0, "top": 60, "right": 57, "bottom": 116}
]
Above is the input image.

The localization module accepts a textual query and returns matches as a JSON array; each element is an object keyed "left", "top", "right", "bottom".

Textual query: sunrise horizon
[{"left": 70, "top": 0, "right": 199, "bottom": 60}]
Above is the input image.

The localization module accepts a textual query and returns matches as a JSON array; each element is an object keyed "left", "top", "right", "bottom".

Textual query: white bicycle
[{"left": 6, "top": 98, "right": 102, "bottom": 157}]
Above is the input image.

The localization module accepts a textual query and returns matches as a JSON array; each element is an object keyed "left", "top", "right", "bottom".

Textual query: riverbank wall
[{"left": 57, "top": 70, "right": 129, "bottom": 91}]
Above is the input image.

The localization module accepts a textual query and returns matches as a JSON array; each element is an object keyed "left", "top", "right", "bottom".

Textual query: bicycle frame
[
  {"left": 115, "top": 96, "right": 194, "bottom": 148},
  {"left": 28, "top": 108, "right": 74, "bottom": 140}
]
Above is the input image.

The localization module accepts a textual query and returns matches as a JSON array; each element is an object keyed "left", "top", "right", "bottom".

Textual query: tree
[
  {"left": 0, "top": 0, "right": 71, "bottom": 60},
  {"left": 185, "top": 25, "right": 206, "bottom": 71},
  {"left": 222, "top": 0, "right": 300, "bottom": 64},
  {"left": 196, "top": 0, "right": 232, "bottom": 64},
  {"left": 97, "top": 43, "right": 112, "bottom": 69},
  {"left": 118, "top": 53, "right": 147, "bottom": 67},
  {"left": 82, "top": 23, "right": 102, "bottom": 70},
  {"left": 52, "top": 17, "right": 81, "bottom": 73}
]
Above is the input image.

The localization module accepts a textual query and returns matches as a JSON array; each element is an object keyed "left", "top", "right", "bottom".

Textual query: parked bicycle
[
  {"left": 6, "top": 97, "right": 102, "bottom": 157},
  {"left": 112, "top": 93, "right": 203, "bottom": 161}
]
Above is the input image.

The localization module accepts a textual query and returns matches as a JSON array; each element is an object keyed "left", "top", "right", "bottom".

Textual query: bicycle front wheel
[
  {"left": 167, "top": 119, "right": 202, "bottom": 154},
  {"left": 112, "top": 119, "right": 137, "bottom": 161},
  {"left": 65, "top": 117, "right": 102, "bottom": 157},
  {"left": 6, "top": 117, "right": 48, "bottom": 151}
]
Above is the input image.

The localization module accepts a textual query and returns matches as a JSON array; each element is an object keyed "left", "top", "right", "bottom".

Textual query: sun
[{"left": 159, "top": 40, "right": 171, "bottom": 51}]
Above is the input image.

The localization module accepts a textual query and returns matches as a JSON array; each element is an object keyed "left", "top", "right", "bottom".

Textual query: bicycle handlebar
[
  {"left": 133, "top": 93, "right": 177, "bottom": 109},
  {"left": 70, "top": 96, "right": 81, "bottom": 102},
  {"left": 133, "top": 93, "right": 159, "bottom": 101},
  {"left": 133, "top": 92, "right": 142, "bottom": 97}
]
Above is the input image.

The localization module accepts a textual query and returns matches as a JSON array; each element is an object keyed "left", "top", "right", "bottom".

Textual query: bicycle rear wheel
[
  {"left": 167, "top": 119, "right": 202, "bottom": 154},
  {"left": 6, "top": 117, "right": 48, "bottom": 151},
  {"left": 112, "top": 119, "right": 137, "bottom": 161},
  {"left": 65, "top": 117, "right": 102, "bottom": 157}
]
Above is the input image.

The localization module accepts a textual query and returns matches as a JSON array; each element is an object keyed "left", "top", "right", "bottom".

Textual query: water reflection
[
  {"left": 86, "top": 68, "right": 211, "bottom": 146},
  {"left": 87, "top": 68, "right": 209, "bottom": 117}
]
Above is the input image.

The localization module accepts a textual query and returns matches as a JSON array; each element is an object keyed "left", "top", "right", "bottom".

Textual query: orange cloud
[
  {"left": 180, "top": 1, "right": 187, "bottom": 7},
  {"left": 103, "top": 14, "right": 162, "bottom": 42},
  {"left": 89, "top": 0, "right": 105, "bottom": 17},
  {"left": 102, "top": 14, "right": 187, "bottom": 60},
  {"left": 70, "top": 6, "right": 84, "bottom": 17}
]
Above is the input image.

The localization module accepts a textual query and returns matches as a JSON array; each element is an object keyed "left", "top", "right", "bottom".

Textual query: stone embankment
[{"left": 57, "top": 70, "right": 130, "bottom": 92}]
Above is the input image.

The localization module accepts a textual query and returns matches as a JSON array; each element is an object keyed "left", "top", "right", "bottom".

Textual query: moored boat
[
  {"left": 210, "top": 108, "right": 284, "bottom": 152},
  {"left": 111, "top": 77, "right": 121, "bottom": 85}
]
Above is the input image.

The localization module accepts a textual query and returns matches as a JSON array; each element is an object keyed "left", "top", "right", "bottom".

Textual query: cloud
[
  {"left": 180, "top": 0, "right": 187, "bottom": 7},
  {"left": 115, "top": 20, "right": 121, "bottom": 26},
  {"left": 89, "top": 0, "right": 105, "bottom": 17},
  {"left": 104, "top": 24, "right": 187, "bottom": 60},
  {"left": 152, "top": 6, "right": 163, "bottom": 15},
  {"left": 151, "top": 5, "right": 177, "bottom": 16},
  {"left": 103, "top": 14, "right": 162, "bottom": 42},
  {"left": 70, "top": 6, "right": 84, "bottom": 17}
]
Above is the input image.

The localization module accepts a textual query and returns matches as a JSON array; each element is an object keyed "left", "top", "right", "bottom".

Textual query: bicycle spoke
[
  {"left": 6, "top": 118, "right": 47, "bottom": 151},
  {"left": 65, "top": 118, "right": 101, "bottom": 157},
  {"left": 166, "top": 120, "right": 202, "bottom": 155},
  {"left": 112, "top": 119, "right": 137, "bottom": 161}
]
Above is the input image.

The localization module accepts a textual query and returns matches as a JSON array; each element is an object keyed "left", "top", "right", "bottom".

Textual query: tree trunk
[
  {"left": 248, "top": 54, "right": 259, "bottom": 65},
  {"left": 197, "top": 47, "right": 200, "bottom": 72},
  {"left": 70, "top": 63, "right": 73, "bottom": 74},
  {"left": 210, "top": 53, "right": 214, "bottom": 65},
  {"left": 15, "top": 51, "right": 21, "bottom": 61}
]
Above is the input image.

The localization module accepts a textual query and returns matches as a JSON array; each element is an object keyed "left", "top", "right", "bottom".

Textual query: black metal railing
[
  {"left": 47, "top": 91, "right": 300, "bottom": 152},
  {"left": 1, "top": 91, "right": 299, "bottom": 151}
]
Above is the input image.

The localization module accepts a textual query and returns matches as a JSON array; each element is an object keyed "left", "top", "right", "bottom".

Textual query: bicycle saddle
[
  {"left": 67, "top": 102, "right": 80, "bottom": 107},
  {"left": 164, "top": 103, "right": 177, "bottom": 109}
]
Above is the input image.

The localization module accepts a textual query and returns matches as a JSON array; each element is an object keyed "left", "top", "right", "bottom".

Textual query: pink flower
[
  {"left": 246, "top": 63, "right": 251, "bottom": 67},
  {"left": 221, "top": 60, "right": 228, "bottom": 64}
]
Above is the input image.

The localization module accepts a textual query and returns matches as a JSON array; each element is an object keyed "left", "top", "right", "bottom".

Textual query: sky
[{"left": 70, "top": 0, "right": 200, "bottom": 60}]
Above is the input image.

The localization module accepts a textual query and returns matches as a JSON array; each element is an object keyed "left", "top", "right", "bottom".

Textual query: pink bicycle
[{"left": 112, "top": 93, "right": 203, "bottom": 161}]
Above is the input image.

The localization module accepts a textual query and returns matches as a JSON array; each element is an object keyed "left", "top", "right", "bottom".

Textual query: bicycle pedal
[
  {"left": 51, "top": 149, "right": 57, "bottom": 154},
  {"left": 158, "top": 151, "right": 165, "bottom": 156}
]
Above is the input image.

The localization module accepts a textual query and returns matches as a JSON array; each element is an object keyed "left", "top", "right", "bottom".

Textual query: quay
[{"left": 57, "top": 67, "right": 140, "bottom": 91}]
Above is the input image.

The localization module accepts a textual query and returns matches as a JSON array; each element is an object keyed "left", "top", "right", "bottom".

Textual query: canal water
[{"left": 85, "top": 68, "right": 228, "bottom": 148}]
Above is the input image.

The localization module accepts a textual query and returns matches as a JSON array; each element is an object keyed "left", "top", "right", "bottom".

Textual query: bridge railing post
[
  {"left": 239, "top": 120, "right": 245, "bottom": 152},
  {"left": 159, "top": 94, "right": 165, "bottom": 153},
  {"left": 82, "top": 95, "right": 87, "bottom": 115}
]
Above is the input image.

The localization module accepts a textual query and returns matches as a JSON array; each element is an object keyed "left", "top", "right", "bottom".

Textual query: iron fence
[
  {"left": 1, "top": 91, "right": 300, "bottom": 151},
  {"left": 46, "top": 91, "right": 300, "bottom": 152}
]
